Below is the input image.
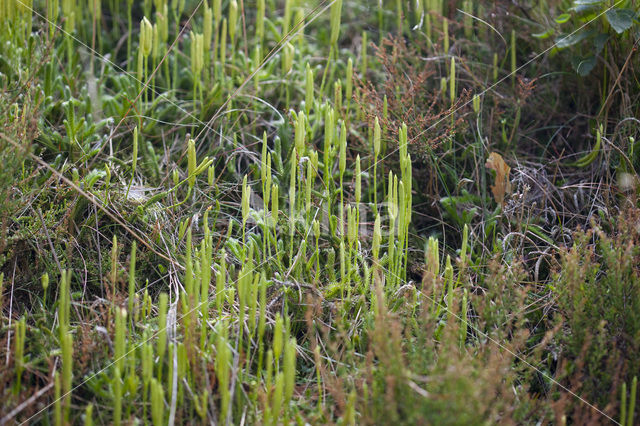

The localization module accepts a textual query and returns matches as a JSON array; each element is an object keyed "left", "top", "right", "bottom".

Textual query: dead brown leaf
[{"left": 485, "top": 152, "right": 512, "bottom": 206}]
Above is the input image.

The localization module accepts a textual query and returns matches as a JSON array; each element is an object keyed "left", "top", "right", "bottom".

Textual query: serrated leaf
[
  {"left": 555, "top": 13, "right": 572, "bottom": 24},
  {"left": 605, "top": 9, "right": 635, "bottom": 34}
]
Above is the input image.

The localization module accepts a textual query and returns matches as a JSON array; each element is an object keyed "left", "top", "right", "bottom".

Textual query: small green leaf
[
  {"left": 570, "top": 0, "right": 603, "bottom": 14},
  {"left": 572, "top": 0, "right": 604, "bottom": 5},
  {"left": 555, "top": 13, "right": 571, "bottom": 24},
  {"left": 524, "top": 224, "right": 555, "bottom": 246},
  {"left": 568, "top": 125, "right": 602, "bottom": 167},
  {"left": 83, "top": 169, "right": 107, "bottom": 191},
  {"left": 532, "top": 28, "right": 554, "bottom": 39},
  {"left": 605, "top": 9, "right": 635, "bottom": 34}
]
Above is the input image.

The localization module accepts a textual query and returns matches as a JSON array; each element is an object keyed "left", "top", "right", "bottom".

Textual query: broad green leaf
[
  {"left": 593, "top": 33, "right": 609, "bottom": 54},
  {"left": 555, "top": 13, "right": 571, "bottom": 24},
  {"left": 571, "top": 6, "right": 598, "bottom": 14},
  {"left": 555, "top": 30, "right": 593, "bottom": 48},
  {"left": 605, "top": 9, "right": 635, "bottom": 34},
  {"left": 572, "top": 55, "right": 597, "bottom": 76}
]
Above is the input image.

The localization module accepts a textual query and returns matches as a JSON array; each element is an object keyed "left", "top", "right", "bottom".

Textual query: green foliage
[
  {"left": 554, "top": 208, "right": 640, "bottom": 415},
  {"left": 542, "top": 0, "right": 639, "bottom": 76},
  {"left": 0, "top": 17, "right": 39, "bottom": 223},
  {"left": 1, "top": 0, "right": 640, "bottom": 424}
]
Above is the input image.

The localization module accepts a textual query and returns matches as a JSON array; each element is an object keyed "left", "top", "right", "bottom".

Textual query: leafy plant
[{"left": 537, "top": 0, "right": 639, "bottom": 76}]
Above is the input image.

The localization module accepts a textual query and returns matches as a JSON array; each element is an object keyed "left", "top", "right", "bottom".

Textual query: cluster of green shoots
[
  {"left": 3, "top": 0, "right": 640, "bottom": 424},
  {"left": 0, "top": 0, "right": 558, "bottom": 423},
  {"left": 25, "top": 119, "right": 476, "bottom": 422}
]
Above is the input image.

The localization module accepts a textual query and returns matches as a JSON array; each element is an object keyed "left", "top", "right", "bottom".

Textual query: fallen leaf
[{"left": 485, "top": 152, "right": 512, "bottom": 205}]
